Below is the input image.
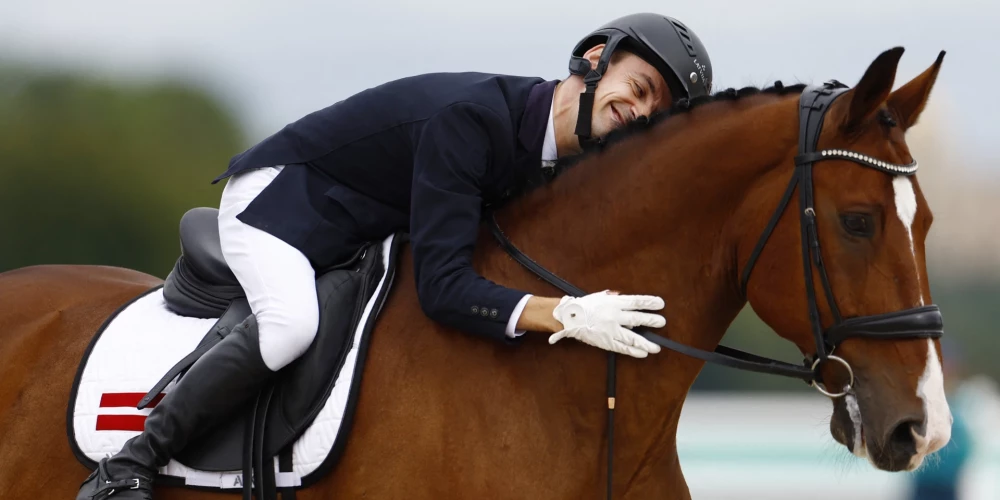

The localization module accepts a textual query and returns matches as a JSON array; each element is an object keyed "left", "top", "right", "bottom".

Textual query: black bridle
[{"left": 487, "top": 80, "right": 944, "bottom": 498}]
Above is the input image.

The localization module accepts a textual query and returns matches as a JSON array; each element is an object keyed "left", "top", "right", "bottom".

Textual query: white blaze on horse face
[
  {"left": 892, "top": 176, "right": 923, "bottom": 306},
  {"left": 892, "top": 176, "right": 951, "bottom": 468},
  {"left": 912, "top": 338, "right": 952, "bottom": 469}
]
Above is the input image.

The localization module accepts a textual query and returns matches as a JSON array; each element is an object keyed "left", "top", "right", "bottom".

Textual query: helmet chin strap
[{"left": 570, "top": 33, "right": 626, "bottom": 150}]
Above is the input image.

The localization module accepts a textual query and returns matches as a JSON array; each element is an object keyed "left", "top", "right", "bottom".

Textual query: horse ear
[
  {"left": 886, "top": 50, "right": 946, "bottom": 131},
  {"left": 842, "top": 47, "right": 905, "bottom": 132}
]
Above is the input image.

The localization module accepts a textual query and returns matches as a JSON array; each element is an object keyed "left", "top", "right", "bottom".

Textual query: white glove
[{"left": 549, "top": 290, "right": 665, "bottom": 358}]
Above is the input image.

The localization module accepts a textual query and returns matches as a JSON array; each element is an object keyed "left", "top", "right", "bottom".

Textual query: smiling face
[{"left": 580, "top": 43, "right": 673, "bottom": 138}]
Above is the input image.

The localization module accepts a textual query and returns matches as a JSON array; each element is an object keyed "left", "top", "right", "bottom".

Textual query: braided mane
[{"left": 558, "top": 81, "right": 809, "bottom": 168}]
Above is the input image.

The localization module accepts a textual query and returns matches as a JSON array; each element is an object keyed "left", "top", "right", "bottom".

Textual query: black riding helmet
[{"left": 569, "top": 13, "right": 714, "bottom": 145}]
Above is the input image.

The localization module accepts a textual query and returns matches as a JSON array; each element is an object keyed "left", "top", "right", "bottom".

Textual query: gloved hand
[{"left": 549, "top": 290, "right": 665, "bottom": 358}]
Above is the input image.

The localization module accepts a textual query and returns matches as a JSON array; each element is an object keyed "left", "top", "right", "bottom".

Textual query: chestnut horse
[{"left": 0, "top": 47, "right": 950, "bottom": 499}]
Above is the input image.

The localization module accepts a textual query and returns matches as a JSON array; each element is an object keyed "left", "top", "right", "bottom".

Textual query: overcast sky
[{"left": 2, "top": 0, "right": 996, "bottom": 173}]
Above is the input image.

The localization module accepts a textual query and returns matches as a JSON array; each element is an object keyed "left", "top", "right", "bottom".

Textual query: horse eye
[{"left": 841, "top": 213, "right": 874, "bottom": 237}]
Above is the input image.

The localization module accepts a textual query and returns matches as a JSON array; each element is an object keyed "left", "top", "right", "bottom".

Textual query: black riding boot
[{"left": 75, "top": 315, "right": 275, "bottom": 500}]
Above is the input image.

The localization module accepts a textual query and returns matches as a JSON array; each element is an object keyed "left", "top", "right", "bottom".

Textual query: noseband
[{"left": 488, "top": 80, "right": 945, "bottom": 499}]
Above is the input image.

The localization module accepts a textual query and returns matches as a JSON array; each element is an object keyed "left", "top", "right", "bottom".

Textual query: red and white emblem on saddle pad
[
  {"left": 68, "top": 235, "right": 396, "bottom": 490},
  {"left": 95, "top": 392, "right": 166, "bottom": 431}
]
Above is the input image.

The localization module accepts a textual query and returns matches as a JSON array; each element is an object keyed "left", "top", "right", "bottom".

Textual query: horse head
[{"left": 738, "top": 47, "right": 950, "bottom": 471}]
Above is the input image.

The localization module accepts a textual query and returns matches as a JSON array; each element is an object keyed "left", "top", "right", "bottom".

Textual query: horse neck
[{"left": 486, "top": 91, "right": 801, "bottom": 490}]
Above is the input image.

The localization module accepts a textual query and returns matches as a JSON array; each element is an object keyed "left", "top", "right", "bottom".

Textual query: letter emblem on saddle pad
[{"left": 67, "top": 234, "right": 402, "bottom": 491}]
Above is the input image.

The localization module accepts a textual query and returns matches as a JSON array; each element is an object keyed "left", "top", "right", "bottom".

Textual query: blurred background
[{"left": 1, "top": 1, "right": 996, "bottom": 498}]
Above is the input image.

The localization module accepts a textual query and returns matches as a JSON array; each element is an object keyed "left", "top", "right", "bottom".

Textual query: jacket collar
[{"left": 517, "top": 79, "right": 559, "bottom": 163}]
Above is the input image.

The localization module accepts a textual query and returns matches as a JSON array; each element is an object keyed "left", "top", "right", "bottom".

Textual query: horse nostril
[{"left": 888, "top": 418, "right": 922, "bottom": 452}]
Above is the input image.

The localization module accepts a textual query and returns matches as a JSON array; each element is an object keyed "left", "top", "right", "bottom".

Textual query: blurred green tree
[{"left": 0, "top": 64, "right": 244, "bottom": 278}]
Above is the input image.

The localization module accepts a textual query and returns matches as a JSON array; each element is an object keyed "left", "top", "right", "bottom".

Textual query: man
[{"left": 77, "top": 12, "right": 713, "bottom": 499}]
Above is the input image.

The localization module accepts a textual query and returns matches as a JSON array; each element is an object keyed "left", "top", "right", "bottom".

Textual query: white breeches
[{"left": 218, "top": 165, "right": 319, "bottom": 371}]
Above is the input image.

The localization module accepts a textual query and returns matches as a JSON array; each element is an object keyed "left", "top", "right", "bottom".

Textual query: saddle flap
[{"left": 170, "top": 233, "right": 395, "bottom": 473}]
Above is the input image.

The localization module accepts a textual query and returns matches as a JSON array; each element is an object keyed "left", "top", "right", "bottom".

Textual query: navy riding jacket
[{"left": 212, "top": 72, "right": 558, "bottom": 343}]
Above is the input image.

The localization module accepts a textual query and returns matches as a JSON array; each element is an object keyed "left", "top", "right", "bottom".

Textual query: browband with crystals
[{"left": 796, "top": 149, "right": 918, "bottom": 175}]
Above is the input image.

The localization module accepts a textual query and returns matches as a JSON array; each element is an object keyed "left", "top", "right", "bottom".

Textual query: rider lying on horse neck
[{"left": 75, "top": 13, "right": 714, "bottom": 499}]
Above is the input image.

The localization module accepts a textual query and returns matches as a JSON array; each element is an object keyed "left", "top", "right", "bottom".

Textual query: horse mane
[
  {"left": 554, "top": 81, "right": 809, "bottom": 171},
  {"left": 498, "top": 80, "right": 810, "bottom": 212}
]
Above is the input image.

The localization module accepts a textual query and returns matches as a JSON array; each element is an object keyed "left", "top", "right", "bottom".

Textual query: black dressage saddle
[{"left": 149, "top": 207, "right": 397, "bottom": 496}]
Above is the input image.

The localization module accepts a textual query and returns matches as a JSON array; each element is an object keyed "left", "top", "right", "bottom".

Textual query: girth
[{"left": 487, "top": 80, "right": 945, "bottom": 500}]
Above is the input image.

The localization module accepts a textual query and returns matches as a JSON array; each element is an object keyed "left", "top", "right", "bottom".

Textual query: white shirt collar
[{"left": 541, "top": 95, "right": 557, "bottom": 163}]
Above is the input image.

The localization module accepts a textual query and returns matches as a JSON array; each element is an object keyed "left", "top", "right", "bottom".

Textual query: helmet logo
[{"left": 693, "top": 58, "right": 710, "bottom": 92}]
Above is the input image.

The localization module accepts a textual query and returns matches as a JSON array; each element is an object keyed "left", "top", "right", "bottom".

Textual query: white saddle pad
[{"left": 68, "top": 234, "right": 396, "bottom": 490}]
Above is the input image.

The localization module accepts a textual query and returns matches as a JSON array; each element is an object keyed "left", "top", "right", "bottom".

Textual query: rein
[{"left": 487, "top": 80, "right": 944, "bottom": 499}]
